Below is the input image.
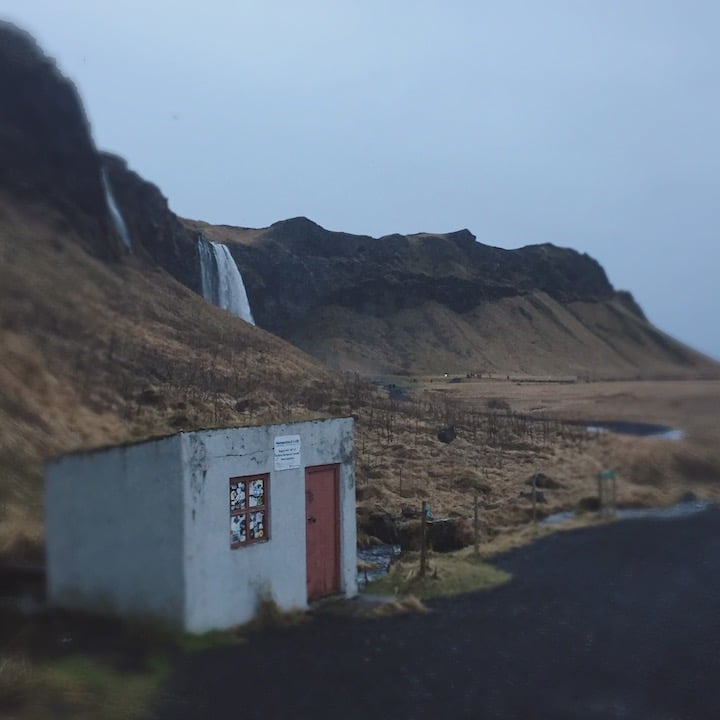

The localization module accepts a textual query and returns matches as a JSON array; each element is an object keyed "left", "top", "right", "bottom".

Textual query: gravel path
[{"left": 156, "top": 507, "right": 720, "bottom": 719}]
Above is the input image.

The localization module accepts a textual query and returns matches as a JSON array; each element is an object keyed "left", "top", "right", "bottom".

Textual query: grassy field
[
  {"left": 352, "top": 375, "right": 720, "bottom": 555},
  {"left": 0, "top": 602, "right": 261, "bottom": 720},
  {"left": 366, "top": 551, "right": 511, "bottom": 599}
]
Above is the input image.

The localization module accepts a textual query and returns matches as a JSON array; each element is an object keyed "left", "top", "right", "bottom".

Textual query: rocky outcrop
[
  {"left": 222, "top": 217, "right": 617, "bottom": 336},
  {"left": 0, "top": 22, "right": 120, "bottom": 259},
  {"left": 0, "top": 21, "right": 206, "bottom": 286},
  {"left": 358, "top": 510, "right": 474, "bottom": 552},
  {"left": 101, "top": 153, "right": 201, "bottom": 293}
]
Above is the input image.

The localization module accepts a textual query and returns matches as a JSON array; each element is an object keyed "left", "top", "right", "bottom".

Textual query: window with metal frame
[{"left": 229, "top": 473, "right": 270, "bottom": 548}]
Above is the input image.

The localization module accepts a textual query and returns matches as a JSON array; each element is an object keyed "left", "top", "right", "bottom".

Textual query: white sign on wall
[{"left": 273, "top": 435, "right": 301, "bottom": 471}]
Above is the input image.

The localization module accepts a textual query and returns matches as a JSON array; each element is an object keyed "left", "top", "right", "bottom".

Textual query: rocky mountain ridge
[
  {"left": 0, "top": 19, "right": 716, "bottom": 382},
  {"left": 185, "top": 217, "right": 707, "bottom": 377},
  {"left": 188, "top": 216, "right": 621, "bottom": 325}
]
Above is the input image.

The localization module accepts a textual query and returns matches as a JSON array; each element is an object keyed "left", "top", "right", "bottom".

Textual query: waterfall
[
  {"left": 101, "top": 169, "right": 132, "bottom": 251},
  {"left": 197, "top": 235, "right": 255, "bottom": 325}
]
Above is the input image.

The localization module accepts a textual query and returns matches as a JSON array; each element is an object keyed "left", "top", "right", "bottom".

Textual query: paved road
[{"left": 157, "top": 508, "right": 720, "bottom": 719}]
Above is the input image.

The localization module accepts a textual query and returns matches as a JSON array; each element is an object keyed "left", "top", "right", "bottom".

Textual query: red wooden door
[{"left": 305, "top": 464, "right": 340, "bottom": 600}]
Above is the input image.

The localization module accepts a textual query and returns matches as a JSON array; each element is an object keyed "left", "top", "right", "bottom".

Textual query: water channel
[
  {"left": 356, "top": 544, "right": 401, "bottom": 588},
  {"left": 582, "top": 420, "right": 685, "bottom": 440}
]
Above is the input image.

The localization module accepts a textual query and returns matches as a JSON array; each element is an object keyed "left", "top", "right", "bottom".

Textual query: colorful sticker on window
[
  {"left": 230, "top": 513, "right": 247, "bottom": 544},
  {"left": 248, "top": 478, "right": 264, "bottom": 507},
  {"left": 230, "top": 474, "right": 269, "bottom": 548},
  {"left": 230, "top": 480, "right": 247, "bottom": 511},
  {"left": 249, "top": 510, "right": 265, "bottom": 540}
]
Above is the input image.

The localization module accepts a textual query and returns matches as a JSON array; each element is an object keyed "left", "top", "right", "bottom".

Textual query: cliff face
[
  {"left": 0, "top": 22, "right": 121, "bottom": 259},
  {"left": 227, "top": 218, "right": 616, "bottom": 334},
  {"left": 188, "top": 217, "right": 703, "bottom": 378},
  {"left": 0, "top": 22, "right": 200, "bottom": 282},
  {"left": 101, "top": 153, "right": 201, "bottom": 293}
]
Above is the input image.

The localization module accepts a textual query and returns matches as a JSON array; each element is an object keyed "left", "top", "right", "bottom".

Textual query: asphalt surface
[{"left": 156, "top": 508, "right": 720, "bottom": 719}]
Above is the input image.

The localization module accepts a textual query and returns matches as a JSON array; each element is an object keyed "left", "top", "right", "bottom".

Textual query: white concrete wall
[
  {"left": 181, "top": 417, "right": 356, "bottom": 632},
  {"left": 44, "top": 417, "right": 356, "bottom": 633},
  {"left": 45, "top": 435, "right": 185, "bottom": 624}
]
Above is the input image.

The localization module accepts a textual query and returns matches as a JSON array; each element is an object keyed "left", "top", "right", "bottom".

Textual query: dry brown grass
[
  {"left": 371, "top": 595, "right": 429, "bottom": 616},
  {"left": 0, "top": 653, "right": 36, "bottom": 712},
  {"left": 0, "top": 505, "right": 43, "bottom": 565},
  {"left": 244, "top": 597, "right": 309, "bottom": 632},
  {"left": 352, "top": 377, "right": 720, "bottom": 550},
  {"left": 259, "top": 290, "right": 718, "bottom": 378},
  {"left": 367, "top": 552, "right": 511, "bottom": 599}
]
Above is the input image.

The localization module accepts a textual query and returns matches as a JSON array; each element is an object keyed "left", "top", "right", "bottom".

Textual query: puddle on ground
[
  {"left": 541, "top": 510, "right": 578, "bottom": 526},
  {"left": 584, "top": 421, "right": 685, "bottom": 440},
  {"left": 541, "top": 499, "right": 714, "bottom": 526},
  {"left": 357, "top": 544, "right": 401, "bottom": 587}
]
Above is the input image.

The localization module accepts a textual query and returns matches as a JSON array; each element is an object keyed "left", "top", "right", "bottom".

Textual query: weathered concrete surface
[
  {"left": 45, "top": 436, "right": 186, "bottom": 623},
  {"left": 45, "top": 417, "right": 356, "bottom": 632},
  {"left": 181, "top": 418, "right": 356, "bottom": 632}
]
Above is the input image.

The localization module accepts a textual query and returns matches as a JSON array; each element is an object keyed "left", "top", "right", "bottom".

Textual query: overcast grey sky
[{"left": 4, "top": 1, "right": 719, "bottom": 359}]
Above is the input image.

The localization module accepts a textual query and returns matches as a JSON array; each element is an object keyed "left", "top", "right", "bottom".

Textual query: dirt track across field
[{"left": 156, "top": 507, "right": 720, "bottom": 719}]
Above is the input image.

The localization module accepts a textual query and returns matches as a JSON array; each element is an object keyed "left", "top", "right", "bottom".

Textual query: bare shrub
[
  {"left": 371, "top": 595, "right": 429, "bottom": 617},
  {"left": 245, "top": 594, "right": 307, "bottom": 632},
  {"left": 0, "top": 653, "right": 35, "bottom": 710},
  {"left": 673, "top": 451, "right": 720, "bottom": 482}
]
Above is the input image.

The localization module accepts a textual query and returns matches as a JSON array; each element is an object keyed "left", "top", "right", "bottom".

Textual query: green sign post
[{"left": 597, "top": 470, "right": 617, "bottom": 516}]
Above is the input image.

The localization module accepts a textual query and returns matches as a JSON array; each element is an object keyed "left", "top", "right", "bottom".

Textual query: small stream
[
  {"left": 541, "top": 499, "right": 714, "bottom": 526},
  {"left": 583, "top": 420, "right": 685, "bottom": 440},
  {"left": 357, "top": 544, "right": 401, "bottom": 588}
]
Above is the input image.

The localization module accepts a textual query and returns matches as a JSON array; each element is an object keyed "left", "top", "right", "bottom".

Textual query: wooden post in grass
[
  {"left": 420, "top": 501, "right": 429, "bottom": 577},
  {"left": 473, "top": 492, "right": 480, "bottom": 555}
]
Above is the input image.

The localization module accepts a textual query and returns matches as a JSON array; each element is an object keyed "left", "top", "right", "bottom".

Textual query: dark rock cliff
[
  {"left": 194, "top": 217, "right": 710, "bottom": 377},
  {"left": 0, "top": 21, "right": 202, "bottom": 286},
  {"left": 227, "top": 216, "right": 619, "bottom": 336},
  {"left": 0, "top": 22, "right": 120, "bottom": 259},
  {"left": 101, "top": 153, "right": 201, "bottom": 293}
]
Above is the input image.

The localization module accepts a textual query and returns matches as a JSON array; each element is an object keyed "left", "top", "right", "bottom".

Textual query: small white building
[{"left": 44, "top": 417, "right": 356, "bottom": 632}]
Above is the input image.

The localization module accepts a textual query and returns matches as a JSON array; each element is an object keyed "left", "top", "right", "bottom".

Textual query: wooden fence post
[
  {"left": 532, "top": 475, "right": 538, "bottom": 526},
  {"left": 473, "top": 492, "right": 479, "bottom": 555},
  {"left": 420, "top": 501, "right": 428, "bottom": 577}
]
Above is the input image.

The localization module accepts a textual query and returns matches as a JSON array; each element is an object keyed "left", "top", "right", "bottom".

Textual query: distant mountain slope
[{"left": 185, "top": 218, "right": 716, "bottom": 378}]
